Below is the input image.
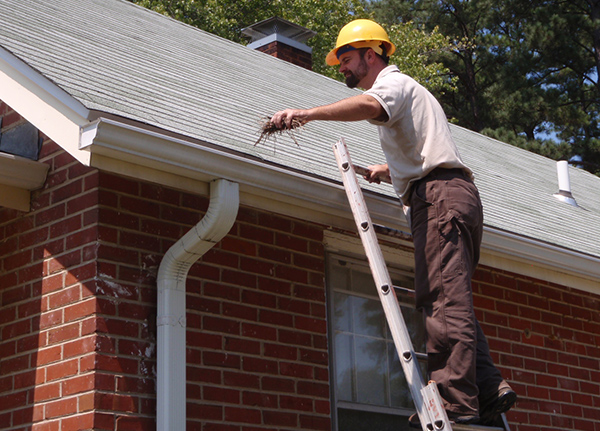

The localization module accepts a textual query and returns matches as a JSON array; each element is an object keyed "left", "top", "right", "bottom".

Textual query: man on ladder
[{"left": 270, "top": 19, "right": 517, "bottom": 428}]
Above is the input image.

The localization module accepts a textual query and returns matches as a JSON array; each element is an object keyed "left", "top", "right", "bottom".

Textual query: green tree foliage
[
  {"left": 129, "top": 0, "right": 456, "bottom": 91},
  {"left": 386, "top": 23, "right": 458, "bottom": 94},
  {"left": 524, "top": 0, "right": 600, "bottom": 173},
  {"left": 368, "top": 0, "right": 600, "bottom": 174},
  {"left": 130, "top": 1, "right": 600, "bottom": 173},
  {"left": 130, "top": 0, "right": 372, "bottom": 79}
]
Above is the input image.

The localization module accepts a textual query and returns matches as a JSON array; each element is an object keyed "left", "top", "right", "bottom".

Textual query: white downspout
[{"left": 156, "top": 179, "right": 239, "bottom": 431}]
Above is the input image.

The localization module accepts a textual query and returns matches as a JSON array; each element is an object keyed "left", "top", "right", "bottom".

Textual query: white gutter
[
  {"left": 82, "top": 118, "right": 600, "bottom": 294},
  {"left": 0, "top": 152, "right": 49, "bottom": 211},
  {"left": 156, "top": 178, "right": 239, "bottom": 431}
]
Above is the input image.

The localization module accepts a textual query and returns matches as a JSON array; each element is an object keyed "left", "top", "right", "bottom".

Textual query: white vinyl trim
[
  {"left": 80, "top": 117, "right": 600, "bottom": 296},
  {"left": 0, "top": 46, "right": 91, "bottom": 164}
]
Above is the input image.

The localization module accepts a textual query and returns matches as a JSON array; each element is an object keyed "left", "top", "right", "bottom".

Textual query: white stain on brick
[{"left": 97, "top": 272, "right": 131, "bottom": 297}]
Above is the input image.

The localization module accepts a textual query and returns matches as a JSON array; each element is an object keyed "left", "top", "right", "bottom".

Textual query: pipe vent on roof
[{"left": 553, "top": 160, "right": 578, "bottom": 207}]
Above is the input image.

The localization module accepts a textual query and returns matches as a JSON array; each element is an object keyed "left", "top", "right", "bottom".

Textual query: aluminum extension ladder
[{"left": 332, "top": 138, "right": 510, "bottom": 431}]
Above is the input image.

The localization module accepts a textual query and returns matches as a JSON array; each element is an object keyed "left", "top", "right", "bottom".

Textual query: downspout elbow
[{"left": 156, "top": 179, "right": 239, "bottom": 431}]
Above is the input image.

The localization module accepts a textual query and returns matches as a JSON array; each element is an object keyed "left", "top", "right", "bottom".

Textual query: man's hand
[
  {"left": 271, "top": 109, "right": 309, "bottom": 130},
  {"left": 364, "top": 164, "right": 390, "bottom": 184},
  {"left": 270, "top": 95, "right": 387, "bottom": 130}
]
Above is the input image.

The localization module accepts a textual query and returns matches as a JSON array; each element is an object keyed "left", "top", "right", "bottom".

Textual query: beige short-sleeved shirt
[{"left": 364, "top": 65, "right": 472, "bottom": 205}]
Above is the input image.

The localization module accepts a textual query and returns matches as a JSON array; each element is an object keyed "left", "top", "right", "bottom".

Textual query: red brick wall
[
  {"left": 472, "top": 268, "right": 600, "bottom": 431},
  {"left": 1, "top": 100, "right": 600, "bottom": 431},
  {"left": 0, "top": 102, "right": 103, "bottom": 430},
  {"left": 0, "top": 101, "right": 24, "bottom": 131},
  {"left": 91, "top": 172, "right": 330, "bottom": 430},
  {"left": 255, "top": 41, "right": 313, "bottom": 70},
  {"left": 0, "top": 101, "right": 330, "bottom": 430},
  {"left": 184, "top": 206, "right": 328, "bottom": 431}
]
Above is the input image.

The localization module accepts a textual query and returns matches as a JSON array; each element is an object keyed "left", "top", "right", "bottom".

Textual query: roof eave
[
  {"left": 81, "top": 117, "right": 600, "bottom": 295},
  {"left": 80, "top": 117, "right": 392, "bottom": 228},
  {"left": 2, "top": 48, "right": 598, "bottom": 294},
  {"left": 0, "top": 46, "right": 92, "bottom": 165},
  {"left": 482, "top": 227, "right": 600, "bottom": 295}
]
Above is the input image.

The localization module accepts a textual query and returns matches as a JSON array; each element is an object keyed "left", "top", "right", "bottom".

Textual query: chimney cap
[{"left": 242, "top": 17, "right": 316, "bottom": 44}]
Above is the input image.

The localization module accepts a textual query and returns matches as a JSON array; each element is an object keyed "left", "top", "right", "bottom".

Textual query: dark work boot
[{"left": 479, "top": 385, "right": 517, "bottom": 425}]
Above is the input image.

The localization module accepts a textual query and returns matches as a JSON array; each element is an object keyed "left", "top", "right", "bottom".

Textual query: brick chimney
[{"left": 242, "top": 17, "right": 316, "bottom": 70}]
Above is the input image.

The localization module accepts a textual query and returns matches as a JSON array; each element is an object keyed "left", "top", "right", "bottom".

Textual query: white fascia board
[
  {"left": 81, "top": 117, "right": 600, "bottom": 294},
  {"left": 80, "top": 117, "right": 359, "bottom": 223},
  {"left": 0, "top": 46, "right": 91, "bottom": 165},
  {"left": 481, "top": 228, "right": 600, "bottom": 295}
]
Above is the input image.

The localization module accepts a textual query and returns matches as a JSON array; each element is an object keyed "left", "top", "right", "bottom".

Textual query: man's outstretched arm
[{"left": 271, "top": 94, "right": 387, "bottom": 129}]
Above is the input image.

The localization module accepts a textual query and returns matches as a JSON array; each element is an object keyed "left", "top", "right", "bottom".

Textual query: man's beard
[{"left": 345, "top": 58, "right": 368, "bottom": 88}]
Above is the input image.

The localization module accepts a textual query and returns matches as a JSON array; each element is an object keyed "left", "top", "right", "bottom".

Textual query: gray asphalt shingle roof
[{"left": 1, "top": 0, "right": 599, "bottom": 259}]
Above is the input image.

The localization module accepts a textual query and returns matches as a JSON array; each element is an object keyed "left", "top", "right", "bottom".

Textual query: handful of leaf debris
[{"left": 254, "top": 116, "right": 304, "bottom": 148}]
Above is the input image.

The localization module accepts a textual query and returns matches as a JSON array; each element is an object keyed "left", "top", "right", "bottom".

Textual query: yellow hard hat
[{"left": 326, "top": 19, "right": 396, "bottom": 66}]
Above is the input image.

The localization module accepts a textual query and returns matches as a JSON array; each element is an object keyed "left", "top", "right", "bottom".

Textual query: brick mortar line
[
  {"left": 189, "top": 396, "right": 332, "bottom": 411},
  {"left": 0, "top": 333, "right": 97, "bottom": 363}
]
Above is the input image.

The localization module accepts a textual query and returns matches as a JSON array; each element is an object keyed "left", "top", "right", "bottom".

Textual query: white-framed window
[{"left": 326, "top": 249, "right": 426, "bottom": 431}]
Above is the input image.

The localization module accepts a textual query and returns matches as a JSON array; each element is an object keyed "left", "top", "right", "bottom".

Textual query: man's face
[{"left": 338, "top": 49, "right": 368, "bottom": 89}]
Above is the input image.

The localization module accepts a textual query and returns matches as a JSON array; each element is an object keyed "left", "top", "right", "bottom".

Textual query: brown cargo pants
[{"left": 409, "top": 168, "right": 504, "bottom": 417}]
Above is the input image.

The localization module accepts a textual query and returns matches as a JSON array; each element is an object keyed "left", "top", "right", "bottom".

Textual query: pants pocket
[{"left": 439, "top": 210, "right": 464, "bottom": 276}]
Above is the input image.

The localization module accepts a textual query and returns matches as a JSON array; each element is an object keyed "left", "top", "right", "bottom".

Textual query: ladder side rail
[
  {"left": 355, "top": 198, "right": 432, "bottom": 429},
  {"left": 333, "top": 138, "right": 445, "bottom": 431}
]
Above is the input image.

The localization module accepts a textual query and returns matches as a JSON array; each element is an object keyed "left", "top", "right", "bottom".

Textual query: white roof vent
[{"left": 553, "top": 160, "right": 578, "bottom": 207}]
